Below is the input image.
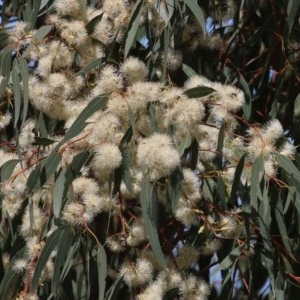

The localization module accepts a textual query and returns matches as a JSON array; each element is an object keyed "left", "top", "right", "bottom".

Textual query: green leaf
[
  {"left": 0, "top": 159, "right": 19, "bottom": 181},
  {"left": 52, "top": 228, "right": 74, "bottom": 295},
  {"left": 189, "top": 138, "right": 198, "bottom": 170},
  {"left": 275, "top": 152, "right": 300, "bottom": 183},
  {"left": 58, "top": 232, "right": 81, "bottom": 284},
  {"left": 0, "top": 247, "right": 26, "bottom": 300},
  {"left": 141, "top": 180, "right": 166, "bottom": 267},
  {"left": 157, "top": 0, "right": 174, "bottom": 23},
  {"left": 0, "top": 48, "right": 12, "bottom": 76},
  {"left": 287, "top": 0, "right": 300, "bottom": 35},
  {"left": 61, "top": 95, "right": 108, "bottom": 145},
  {"left": 215, "top": 121, "right": 225, "bottom": 169},
  {"left": 65, "top": 149, "right": 92, "bottom": 187},
  {"left": 182, "top": 63, "right": 197, "bottom": 78},
  {"left": 86, "top": 12, "right": 104, "bottom": 35},
  {"left": 184, "top": 86, "right": 215, "bottom": 98},
  {"left": 239, "top": 73, "right": 252, "bottom": 120},
  {"left": 121, "top": 147, "right": 134, "bottom": 195},
  {"left": 216, "top": 175, "right": 227, "bottom": 209},
  {"left": 32, "top": 136, "right": 57, "bottom": 146},
  {"left": 96, "top": 242, "right": 107, "bottom": 300},
  {"left": 124, "top": 0, "right": 144, "bottom": 58},
  {"left": 230, "top": 154, "right": 246, "bottom": 203},
  {"left": 250, "top": 155, "right": 264, "bottom": 211},
  {"left": 30, "top": 229, "right": 62, "bottom": 293},
  {"left": 178, "top": 133, "right": 192, "bottom": 157},
  {"left": 27, "top": 152, "right": 61, "bottom": 192},
  {"left": 105, "top": 275, "right": 124, "bottom": 300},
  {"left": 168, "top": 167, "right": 183, "bottom": 212},
  {"left": 53, "top": 168, "right": 66, "bottom": 218},
  {"left": 32, "top": 25, "right": 52, "bottom": 43},
  {"left": 275, "top": 201, "right": 294, "bottom": 260},
  {"left": 12, "top": 59, "right": 21, "bottom": 128},
  {"left": 211, "top": 246, "right": 241, "bottom": 276},
  {"left": 183, "top": 0, "right": 206, "bottom": 37},
  {"left": 23, "top": 0, "right": 42, "bottom": 30},
  {"left": 76, "top": 57, "right": 103, "bottom": 75},
  {"left": 147, "top": 103, "right": 158, "bottom": 133},
  {"left": 18, "top": 57, "right": 29, "bottom": 125},
  {"left": 293, "top": 93, "right": 300, "bottom": 121}
]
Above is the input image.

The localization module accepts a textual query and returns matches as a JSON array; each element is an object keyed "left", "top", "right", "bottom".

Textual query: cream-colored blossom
[
  {"left": 121, "top": 57, "right": 147, "bottom": 83},
  {"left": 136, "top": 133, "right": 180, "bottom": 180}
]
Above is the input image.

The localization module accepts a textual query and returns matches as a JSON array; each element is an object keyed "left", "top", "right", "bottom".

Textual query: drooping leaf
[
  {"left": 168, "top": 167, "right": 183, "bottom": 212},
  {"left": 76, "top": 57, "right": 103, "bottom": 75},
  {"left": 124, "top": 0, "right": 144, "bottom": 58},
  {"left": 12, "top": 59, "right": 21, "bottom": 128},
  {"left": 96, "top": 242, "right": 107, "bottom": 300},
  {"left": 286, "top": 0, "right": 300, "bottom": 35},
  {"left": 23, "top": 0, "right": 42, "bottom": 30},
  {"left": 61, "top": 95, "right": 108, "bottom": 144},
  {"left": 250, "top": 155, "right": 264, "bottom": 211},
  {"left": 230, "top": 154, "right": 246, "bottom": 203},
  {"left": 0, "top": 247, "right": 26, "bottom": 300},
  {"left": 178, "top": 133, "right": 192, "bottom": 157},
  {"left": 275, "top": 152, "right": 300, "bottom": 183},
  {"left": 86, "top": 12, "right": 104, "bottom": 35},
  {"left": 239, "top": 73, "right": 252, "bottom": 120},
  {"left": 52, "top": 228, "right": 74, "bottom": 295},
  {"left": 53, "top": 168, "right": 66, "bottom": 218},
  {"left": 183, "top": 0, "right": 206, "bottom": 37},
  {"left": 141, "top": 180, "right": 166, "bottom": 267},
  {"left": 18, "top": 57, "right": 29, "bottom": 124},
  {"left": 211, "top": 246, "right": 241, "bottom": 276},
  {"left": 216, "top": 174, "right": 227, "bottom": 209},
  {"left": 215, "top": 121, "right": 225, "bottom": 169},
  {"left": 147, "top": 103, "right": 158, "bottom": 133},
  {"left": 105, "top": 274, "right": 124, "bottom": 300},
  {"left": 30, "top": 229, "right": 62, "bottom": 293},
  {"left": 121, "top": 147, "right": 134, "bottom": 195}
]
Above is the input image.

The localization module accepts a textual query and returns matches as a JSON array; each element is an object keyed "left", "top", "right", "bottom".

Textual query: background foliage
[{"left": 0, "top": 0, "right": 300, "bottom": 299}]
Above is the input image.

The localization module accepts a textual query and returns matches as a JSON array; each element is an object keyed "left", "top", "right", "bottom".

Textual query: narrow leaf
[
  {"left": 178, "top": 133, "right": 192, "bottom": 157},
  {"left": 250, "top": 155, "right": 264, "bottom": 211},
  {"left": 124, "top": 0, "right": 143, "bottom": 58},
  {"left": 141, "top": 180, "right": 166, "bottom": 267},
  {"left": 182, "top": 63, "right": 197, "bottom": 78},
  {"left": 61, "top": 95, "right": 108, "bottom": 144},
  {"left": 96, "top": 242, "right": 107, "bottom": 300},
  {"left": 12, "top": 59, "right": 21, "bottom": 127},
  {"left": 183, "top": 0, "right": 206, "bottom": 37},
  {"left": 184, "top": 86, "right": 215, "bottom": 98},
  {"left": 30, "top": 229, "right": 62, "bottom": 292},
  {"left": 53, "top": 168, "right": 66, "bottom": 218},
  {"left": 52, "top": 228, "right": 74, "bottom": 295},
  {"left": 19, "top": 57, "right": 29, "bottom": 124}
]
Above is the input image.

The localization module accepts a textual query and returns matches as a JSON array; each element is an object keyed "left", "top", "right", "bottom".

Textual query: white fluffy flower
[{"left": 136, "top": 133, "right": 180, "bottom": 180}]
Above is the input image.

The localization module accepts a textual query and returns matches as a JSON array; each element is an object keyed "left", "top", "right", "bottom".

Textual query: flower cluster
[{"left": 0, "top": 0, "right": 296, "bottom": 298}]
